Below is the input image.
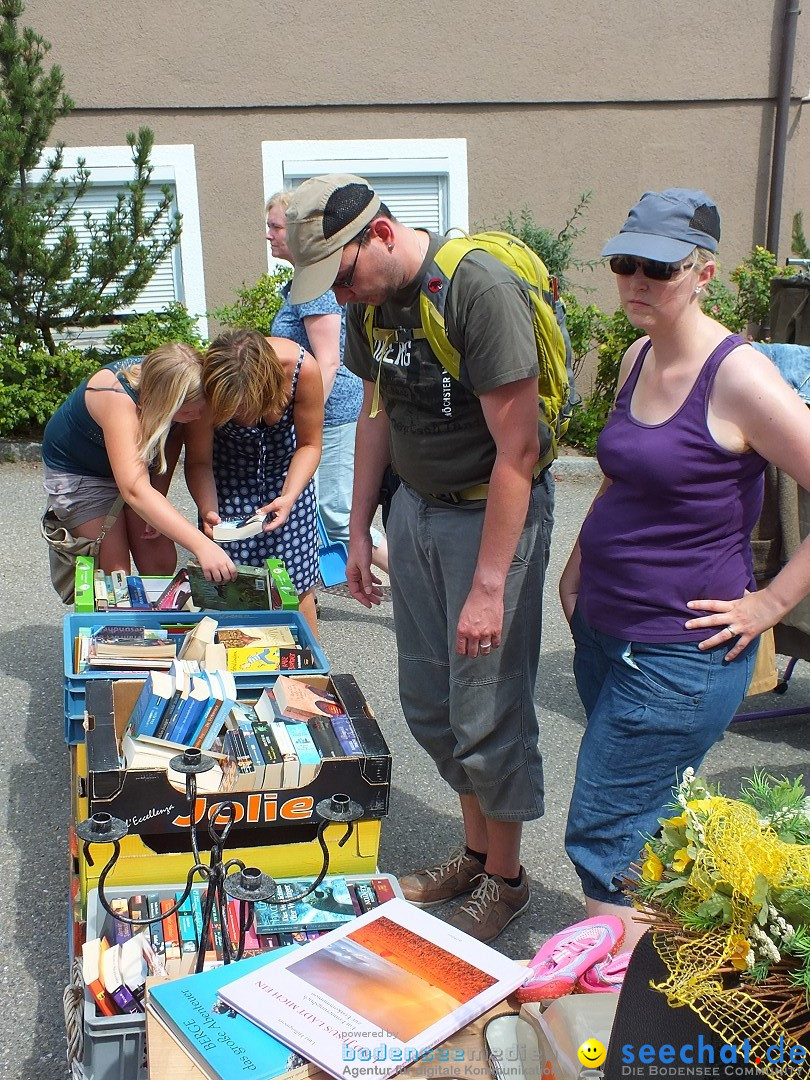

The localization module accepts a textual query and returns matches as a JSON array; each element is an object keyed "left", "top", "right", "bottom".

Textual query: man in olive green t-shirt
[{"left": 286, "top": 174, "right": 554, "bottom": 944}]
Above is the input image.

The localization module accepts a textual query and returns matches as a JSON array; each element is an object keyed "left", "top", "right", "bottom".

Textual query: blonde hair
[
  {"left": 120, "top": 343, "right": 204, "bottom": 472},
  {"left": 203, "top": 330, "right": 288, "bottom": 428},
  {"left": 265, "top": 189, "right": 293, "bottom": 216},
  {"left": 691, "top": 245, "right": 716, "bottom": 271}
]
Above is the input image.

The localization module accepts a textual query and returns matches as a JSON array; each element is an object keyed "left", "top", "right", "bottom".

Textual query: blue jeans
[
  {"left": 565, "top": 606, "right": 758, "bottom": 903},
  {"left": 387, "top": 475, "right": 554, "bottom": 820},
  {"left": 315, "top": 421, "right": 381, "bottom": 549}
]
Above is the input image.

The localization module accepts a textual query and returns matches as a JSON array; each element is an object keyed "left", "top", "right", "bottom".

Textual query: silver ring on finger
[{"left": 726, "top": 626, "right": 736, "bottom": 638}]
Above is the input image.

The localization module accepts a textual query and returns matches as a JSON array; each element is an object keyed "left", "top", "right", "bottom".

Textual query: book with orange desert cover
[{"left": 216, "top": 897, "right": 527, "bottom": 1080}]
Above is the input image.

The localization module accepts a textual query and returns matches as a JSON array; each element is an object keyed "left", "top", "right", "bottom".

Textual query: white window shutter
[
  {"left": 57, "top": 183, "right": 180, "bottom": 314},
  {"left": 287, "top": 173, "right": 446, "bottom": 233},
  {"left": 368, "top": 176, "right": 446, "bottom": 232}
]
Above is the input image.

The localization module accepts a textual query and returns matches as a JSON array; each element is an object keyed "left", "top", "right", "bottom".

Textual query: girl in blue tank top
[
  {"left": 41, "top": 343, "right": 237, "bottom": 582},
  {"left": 558, "top": 189, "right": 810, "bottom": 957}
]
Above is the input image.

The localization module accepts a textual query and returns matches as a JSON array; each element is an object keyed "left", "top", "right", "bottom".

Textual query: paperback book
[
  {"left": 147, "top": 946, "right": 315, "bottom": 1080},
  {"left": 212, "top": 512, "right": 267, "bottom": 543},
  {"left": 217, "top": 898, "right": 528, "bottom": 1080},
  {"left": 253, "top": 877, "right": 357, "bottom": 935}
]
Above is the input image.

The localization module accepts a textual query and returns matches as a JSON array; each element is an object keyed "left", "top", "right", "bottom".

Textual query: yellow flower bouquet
[{"left": 629, "top": 769, "right": 810, "bottom": 1077}]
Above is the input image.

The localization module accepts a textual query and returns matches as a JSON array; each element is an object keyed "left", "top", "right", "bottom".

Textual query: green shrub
[
  {"left": 701, "top": 246, "right": 790, "bottom": 336},
  {"left": 0, "top": 338, "right": 96, "bottom": 437},
  {"left": 565, "top": 308, "right": 643, "bottom": 454},
  {"left": 488, "top": 193, "right": 597, "bottom": 292},
  {"left": 210, "top": 268, "right": 293, "bottom": 336},
  {"left": 105, "top": 303, "right": 206, "bottom": 358},
  {"left": 561, "top": 292, "right": 604, "bottom": 381}
]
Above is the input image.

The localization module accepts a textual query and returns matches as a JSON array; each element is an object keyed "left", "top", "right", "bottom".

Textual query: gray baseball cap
[{"left": 601, "top": 188, "right": 721, "bottom": 262}]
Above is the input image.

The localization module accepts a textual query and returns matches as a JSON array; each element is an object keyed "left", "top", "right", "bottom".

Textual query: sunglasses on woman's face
[{"left": 609, "top": 255, "right": 694, "bottom": 281}]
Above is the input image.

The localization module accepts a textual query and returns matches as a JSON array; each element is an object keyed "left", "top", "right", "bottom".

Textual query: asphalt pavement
[{"left": 1, "top": 458, "right": 809, "bottom": 1079}]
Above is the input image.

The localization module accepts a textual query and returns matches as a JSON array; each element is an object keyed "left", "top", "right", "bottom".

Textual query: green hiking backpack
[{"left": 363, "top": 230, "right": 576, "bottom": 469}]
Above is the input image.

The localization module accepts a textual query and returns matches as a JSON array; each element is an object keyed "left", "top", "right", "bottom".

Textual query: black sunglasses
[
  {"left": 334, "top": 226, "right": 370, "bottom": 290},
  {"left": 609, "top": 255, "right": 694, "bottom": 281}
]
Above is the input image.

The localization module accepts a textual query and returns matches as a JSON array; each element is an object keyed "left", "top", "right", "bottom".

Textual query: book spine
[
  {"left": 190, "top": 691, "right": 224, "bottom": 750},
  {"left": 160, "top": 901, "right": 181, "bottom": 979},
  {"left": 109, "top": 897, "right": 133, "bottom": 945},
  {"left": 353, "top": 881, "right": 378, "bottom": 912},
  {"left": 189, "top": 888, "right": 206, "bottom": 963},
  {"left": 86, "top": 974, "right": 118, "bottom": 1017},
  {"left": 110, "top": 570, "right": 131, "bottom": 607},
  {"left": 208, "top": 898, "right": 225, "bottom": 963},
  {"left": 93, "top": 569, "right": 109, "bottom": 612},
  {"left": 225, "top": 896, "right": 240, "bottom": 952},
  {"left": 347, "top": 883, "right": 363, "bottom": 916},
  {"left": 109, "top": 981, "right": 141, "bottom": 1014},
  {"left": 74, "top": 555, "right": 95, "bottom": 613},
  {"left": 154, "top": 682, "right": 184, "bottom": 740},
  {"left": 146, "top": 894, "right": 165, "bottom": 960},
  {"left": 251, "top": 719, "right": 283, "bottom": 788},
  {"left": 258, "top": 932, "right": 280, "bottom": 951},
  {"left": 277, "top": 646, "right": 317, "bottom": 670},
  {"left": 176, "top": 892, "right": 198, "bottom": 963},
  {"left": 370, "top": 876, "right": 397, "bottom": 904},
  {"left": 329, "top": 714, "right": 364, "bottom": 757},
  {"left": 308, "top": 716, "right": 345, "bottom": 758},
  {"left": 126, "top": 575, "right": 150, "bottom": 608},
  {"left": 128, "top": 893, "right": 148, "bottom": 929}
]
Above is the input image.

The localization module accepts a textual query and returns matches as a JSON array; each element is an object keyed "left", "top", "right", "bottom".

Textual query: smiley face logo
[{"left": 577, "top": 1039, "right": 607, "bottom": 1068}]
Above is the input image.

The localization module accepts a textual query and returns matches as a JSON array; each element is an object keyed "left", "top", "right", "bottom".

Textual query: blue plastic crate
[{"left": 63, "top": 610, "right": 328, "bottom": 744}]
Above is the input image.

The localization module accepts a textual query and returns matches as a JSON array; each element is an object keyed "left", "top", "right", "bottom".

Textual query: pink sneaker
[
  {"left": 578, "top": 949, "right": 631, "bottom": 994},
  {"left": 515, "top": 916, "right": 625, "bottom": 1002}
]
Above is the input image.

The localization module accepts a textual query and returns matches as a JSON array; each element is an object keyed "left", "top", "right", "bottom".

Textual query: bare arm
[
  {"left": 259, "top": 351, "right": 323, "bottom": 531},
  {"left": 91, "top": 391, "right": 236, "bottom": 580},
  {"left": 455, "top": 376, "right": 539, "bottom": 657},
  {"left": 686, "top": 345, "right": 810, "bottom": 657},
  {"left": 347, "top": 381, "right": 391, "bottom": 607},
  {"left": 182, "top": 410, "right": 221, "bottom": 538},
  {"left": 303, "top": 312, "right": 342, "bottom": 401}
]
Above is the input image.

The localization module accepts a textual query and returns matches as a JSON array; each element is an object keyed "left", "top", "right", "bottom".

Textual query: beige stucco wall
[{"left": 22, "top": 0, "right": 810, "bottom": 386}]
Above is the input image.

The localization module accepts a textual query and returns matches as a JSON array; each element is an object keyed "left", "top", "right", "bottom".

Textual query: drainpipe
[{"left": 766, "top": 0, "right": 802, "bottom": 259}]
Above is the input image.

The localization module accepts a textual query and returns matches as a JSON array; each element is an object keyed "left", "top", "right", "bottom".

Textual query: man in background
[{"left": 285, "top": 174, "right": 554, "bottom": 943}]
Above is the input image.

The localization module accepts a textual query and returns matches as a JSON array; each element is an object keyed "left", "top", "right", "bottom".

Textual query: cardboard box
[
  {"left": 72, "top": 809, "right": 381, "bottom": 906},
  {"left": 78, "top": 675, "right": 391, "bottom": 835}
]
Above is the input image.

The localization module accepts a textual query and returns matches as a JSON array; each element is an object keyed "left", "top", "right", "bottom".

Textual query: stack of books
[
  {"left": 124, "top": 663, "right": 237, "bottom": 750},
  {"left": 74, "top": 624, "right": 178, "bottom": 673}
]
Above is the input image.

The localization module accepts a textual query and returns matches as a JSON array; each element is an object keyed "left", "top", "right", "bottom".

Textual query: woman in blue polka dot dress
[{"left": 202, "top": 329, "right": 323, "bottom": 637}]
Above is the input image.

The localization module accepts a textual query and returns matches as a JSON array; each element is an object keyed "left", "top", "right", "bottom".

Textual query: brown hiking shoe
[
  {"left": 445, "top": 868, "right": 530, "bottom": 943},
  {"left": 398, "top": 850, "right": 485, "bottom": 907}
]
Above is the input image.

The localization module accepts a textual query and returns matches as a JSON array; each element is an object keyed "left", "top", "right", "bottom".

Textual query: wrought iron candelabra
[{"left": 76, "top": 746, "right": 364, "bottom": 974}]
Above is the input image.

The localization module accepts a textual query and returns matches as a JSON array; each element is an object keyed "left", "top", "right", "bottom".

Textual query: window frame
[{"left": 260, "top": 138, "right": 469, "bottom": 271}]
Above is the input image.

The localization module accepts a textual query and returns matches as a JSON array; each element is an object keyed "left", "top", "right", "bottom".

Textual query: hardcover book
[
  {"left": 217, "top": 898, "right": 528, "bottom": 1080},
  {"left": 188, "top": 562, "right": 271, "bottom": 611},
  {"left": 147, "top": 946, "right": 314, "bottom": 1080}
]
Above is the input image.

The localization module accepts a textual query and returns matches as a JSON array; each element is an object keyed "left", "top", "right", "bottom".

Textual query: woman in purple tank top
[{"left": 559, "top": 189, "right": 810, "bottom": 954}]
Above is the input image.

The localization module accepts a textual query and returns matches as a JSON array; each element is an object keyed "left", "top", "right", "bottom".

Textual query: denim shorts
[
  {"left": 565, "top": 605, "right": 758, "bottom": 904},
  {"left": 387, "top": 474, "right": 554, "bottom": 821}
]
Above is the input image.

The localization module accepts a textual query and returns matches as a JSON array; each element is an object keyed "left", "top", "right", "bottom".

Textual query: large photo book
[{"left": 216, "top": 898, "right": 527, "bottom": 1080}]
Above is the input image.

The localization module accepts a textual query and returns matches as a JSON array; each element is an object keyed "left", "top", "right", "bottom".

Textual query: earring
[
  {"left": 387, "top": 244, "right": 394, "bottom": 252},
  {"left": 695, "top": 286, "right": 702, "bottom": 295}
]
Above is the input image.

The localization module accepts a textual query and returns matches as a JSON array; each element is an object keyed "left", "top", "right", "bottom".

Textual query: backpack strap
[{"left": 363, "top": 305, "right": 428, "bottom": 418}]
